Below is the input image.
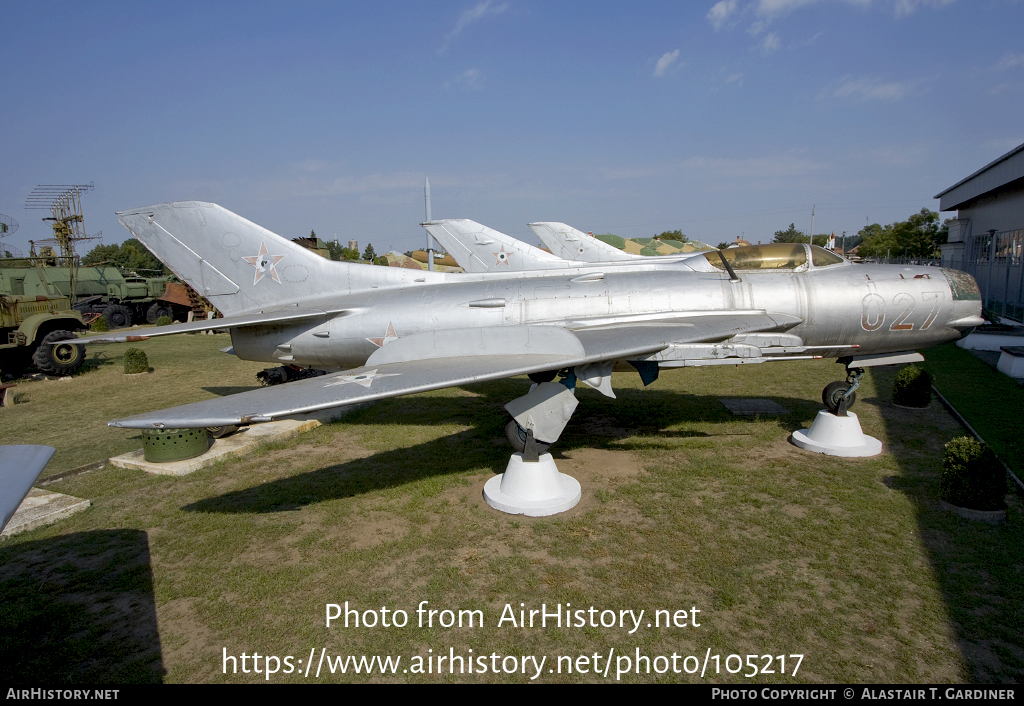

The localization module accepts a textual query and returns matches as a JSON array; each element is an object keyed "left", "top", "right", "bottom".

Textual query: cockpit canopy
[{"left": 704, "top": 243, "right": 846, "bottom": 271}]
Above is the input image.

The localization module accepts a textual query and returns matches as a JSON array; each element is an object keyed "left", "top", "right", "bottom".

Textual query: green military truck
[
  {"left": 0, "top": 287, "right": 86, "bottom": 378},
  {"left": 1, "top": 255, "right": 193, "bottom": 328}
]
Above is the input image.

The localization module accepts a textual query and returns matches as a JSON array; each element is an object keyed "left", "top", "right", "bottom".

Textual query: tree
[
  {"left": 362, "top": 244, "right": 377, "bottom": 261},
  {"left": 654, "top": 229, "right": 688, "bottom": 243},
  {"left": 857, "top": 208, "right": 944, "bottom": 259},
  {"left": 324, "top": 239, "right": 345, "bottom": 261},
  {"left": 772, "top": 223, "right": 829, "bottom": 247},
  {"left": 82, "top": 239, "right": 166, "bottom": 273}
]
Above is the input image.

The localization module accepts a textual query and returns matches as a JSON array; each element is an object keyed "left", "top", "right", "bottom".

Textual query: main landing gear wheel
[
  {"left": 206, "top": 425, "right": 239, "bottom": 439},
  {"left": 528, "top": 369, "right": 558, "bottom": 384},
  {"left": 822, "top": 381, "right": 856, "bottom": 415},
  {"left": 505, "top": 420, "right": 551, "bottom": 455}
]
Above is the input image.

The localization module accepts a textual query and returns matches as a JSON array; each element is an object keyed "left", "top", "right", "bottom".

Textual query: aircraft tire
[
  {"left": 206, "top": 425, "right": 239, "bottom": 439},
  {"left": 822, "top": 381, "right": 856, "bottom": 414},
  {"left": 101, "top": 304, "right": 133, "bottom": 329},
  {"left": 528, "top": 370, "right": 558, "bottom": 384},
  {"left": 505, "top": 420, "right": 551, "bottom": 455},
  {"left": 32, "top": 330, "right": 86, "bottom": 376}
]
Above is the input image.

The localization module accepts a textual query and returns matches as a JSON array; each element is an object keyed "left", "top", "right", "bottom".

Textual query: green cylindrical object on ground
[{"left": 142, "top": 428, "right": 209, "bottom": 463}]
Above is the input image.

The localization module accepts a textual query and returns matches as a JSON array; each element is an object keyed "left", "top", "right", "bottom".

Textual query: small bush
[
  {"left": 940, "top": 436, "right": 1006, "bottom": 511},
  {"left": 123, "top": 347, "right": 149, "bottom": 374},
  {"left": 892, "top": 364, "right": 932, "bottom": 407},
  {"left": 156, "top": 315, "right": 173, "bottom": 326},
  {"left": 91, "top": 316, "right": 109, "bottom": 332}
]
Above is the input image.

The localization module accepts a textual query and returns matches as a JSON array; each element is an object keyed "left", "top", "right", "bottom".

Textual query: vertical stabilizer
[
  {"left": 118, "top": 202, "right": 439, "bottom": 316},
  {"left": 421, "top": 219, "right": 568, "bottom": 272},
  {"left": 529, "top": 222, "right": 639, "bottom": 262}
]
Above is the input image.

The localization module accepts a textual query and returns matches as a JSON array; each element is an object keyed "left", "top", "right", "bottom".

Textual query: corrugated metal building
[{"left": 936, "top": 143, "right": 1024, "bottom": 322}]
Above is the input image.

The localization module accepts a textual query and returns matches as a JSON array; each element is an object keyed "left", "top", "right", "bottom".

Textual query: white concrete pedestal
[
  {"left": 483, "top": 453, "right": 581, "bottom": 517},
  {"left": 791, "top": 410, "right": 882, "bottom": 457}
]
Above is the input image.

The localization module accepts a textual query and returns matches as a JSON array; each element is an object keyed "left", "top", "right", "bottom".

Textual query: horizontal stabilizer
[
  {"left": 0, "top": 446, "right": 55, "bottom": 532},
  {"left": 64, "top": 308, "right": 349, "bottom": 345}
]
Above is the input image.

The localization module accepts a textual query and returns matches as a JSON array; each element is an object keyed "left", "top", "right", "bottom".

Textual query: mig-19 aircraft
[
  {"left": 69, "top": 202, "right": 982, "bottom": 454},
  {"left": 421, "top": 219, "right": 706, "bottom": 274}
]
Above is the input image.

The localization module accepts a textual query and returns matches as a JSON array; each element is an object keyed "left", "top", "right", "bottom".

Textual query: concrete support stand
[
  {"left": 484, "top": 453, "right": 581, "bottom": 517},
  {"left": 791, "top": 410, "right": 882, "bottom": 457}
]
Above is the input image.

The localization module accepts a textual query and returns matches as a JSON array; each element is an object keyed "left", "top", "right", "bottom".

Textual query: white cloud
[
  {"left": 654, "top": 49, "right": 681, "bottom": 77},
  {"left": 753, "top": 0, "right": 823, "bottom": 18},
  {"left": 891, "top": 0, "right": 955, "bottom": 18},
  {"left": 710, "top": 0, "right": 946, "bottom": 36},
  {"left": 995, "top": 52, "right": 1024, "bottom": 70},
  {"left": 707, "top": 0, "right": 739, "bottom": 30},
  {"left": 439, "top": 1, "right": 509, "bottom": 53},
  {"left": 682, "top": 154, "right": 826, "bottom": 178},
  {"left": 725, "top": 72, "right": 744, "bottom": 84},
  {"left": 445, "top": 68, "right": 484, "bottom": 90},
  {"left": 824, "top": 75, "right": 909, "bottom": 101},
  {"left": 760, "top": 32, "right": 781, "bottom": 53}
]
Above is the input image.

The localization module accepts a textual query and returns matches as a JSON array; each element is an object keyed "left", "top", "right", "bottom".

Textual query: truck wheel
[
  {"left": 146, "top": 302, "right": 174, "bottom": 324},
  {"left": 32, "top": 330, "right": 86, "bottom": 376},
  {"left": 101, "top": 304, "right": 133, "bottom": 329}
]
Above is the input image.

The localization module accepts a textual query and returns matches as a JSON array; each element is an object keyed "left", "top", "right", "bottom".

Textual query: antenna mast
[
  {"left": 425, "top": 176, "right": 434, "bottom": 271},
  {"left": 25, "top": 183, "right": 101, "bottom": 260}
]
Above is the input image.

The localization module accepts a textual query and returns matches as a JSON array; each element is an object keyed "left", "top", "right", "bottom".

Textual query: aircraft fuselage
[{"left": 229, "top": 260, "right": 980, "bottom": 370}]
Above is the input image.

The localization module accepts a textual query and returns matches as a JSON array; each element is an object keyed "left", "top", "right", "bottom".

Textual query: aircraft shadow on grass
[
  {"left": 182, "top": 379, "right": 826, "bottom": 516},
  {"left": 0, "top": 529, "right": 165, "bottom": 683},
  {"left": 865, "top": 366, "right": 1024, "bottom": 683},
  {"left": 202, "top": 385, "right": 264, "bottom": 397}
]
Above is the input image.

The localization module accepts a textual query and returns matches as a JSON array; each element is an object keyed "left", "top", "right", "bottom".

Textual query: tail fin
[
  {"left": 118, "top": 202, "right": 436, "bottom": 316},
  {"left": 421, "top": 219, "right": 567, "bottom": 273},
  {"left": 528, "top": 222, "right": 639, "bottom": 262}
]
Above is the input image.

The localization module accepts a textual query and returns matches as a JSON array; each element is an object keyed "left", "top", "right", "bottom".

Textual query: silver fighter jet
[
  {"left": 71, "top": 202, "right": 982, "bottom": 443},
  {"left": 421, "top": 219, "right": 703, "bottom": 273}
]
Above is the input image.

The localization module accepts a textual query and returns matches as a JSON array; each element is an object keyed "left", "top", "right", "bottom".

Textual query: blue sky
[{"left": 1, "top": 0, "right": 1022, "bottom": 256}]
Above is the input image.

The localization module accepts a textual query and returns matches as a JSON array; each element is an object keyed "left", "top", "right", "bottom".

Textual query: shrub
[
  {"left": 123, "top": 347, "right": 149, "bottom": 374},
  {"left": 940, "top": 436, "right": 1006, "bottom": 511},
  {"left": 892, "top": 364, "right": 932, "bottom": 407},
  {"left": 156, "top": 315, "right": 172, "bottom": 326},
  {"left": 91, "top": 316, "right": 109, "bottom": 332}
]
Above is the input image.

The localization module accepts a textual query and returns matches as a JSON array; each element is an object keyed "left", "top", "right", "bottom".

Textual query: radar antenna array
[
  {"left": 0, "top": 213, "right": 22, "bottom": 258},
  {"left": 25, "top": 183, "right": 101, "bottom": 259}
]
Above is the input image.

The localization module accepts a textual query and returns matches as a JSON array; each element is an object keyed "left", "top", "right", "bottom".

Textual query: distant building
[
  {"left": 348, "top": 240, "right": 359, "bottom": 252},
  {"left": 935, "top": 143, "right": 1024, "bottom": 322}
]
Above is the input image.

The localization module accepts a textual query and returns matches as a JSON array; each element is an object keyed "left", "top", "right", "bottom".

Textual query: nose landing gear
[
  {"left": 822, "top": 367, "right": 864, "bottom": 417},
  {"left": 793, "top": 366, "right": 880, "bottom": 457}
]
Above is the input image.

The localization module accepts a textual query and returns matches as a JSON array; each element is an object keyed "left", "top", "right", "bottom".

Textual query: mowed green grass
[
  {"left": 0, "top": 333, "right": 269, "bottom": 476},
  {"left": 1, "top": 338, "right": 1022, "bottom": 683}
]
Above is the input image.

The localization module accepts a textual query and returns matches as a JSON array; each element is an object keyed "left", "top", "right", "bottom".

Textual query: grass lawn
[
  {"left": 918, "top": 343, "right": 1024, "bottom": 478},
  {"left": 1, "top": 337, "right": 1022, "bottom": 683}
]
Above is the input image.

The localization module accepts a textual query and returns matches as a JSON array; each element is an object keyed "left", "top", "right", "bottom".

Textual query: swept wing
[{"left": 110, "top": 313, "right": 797, "bottom": 428}]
